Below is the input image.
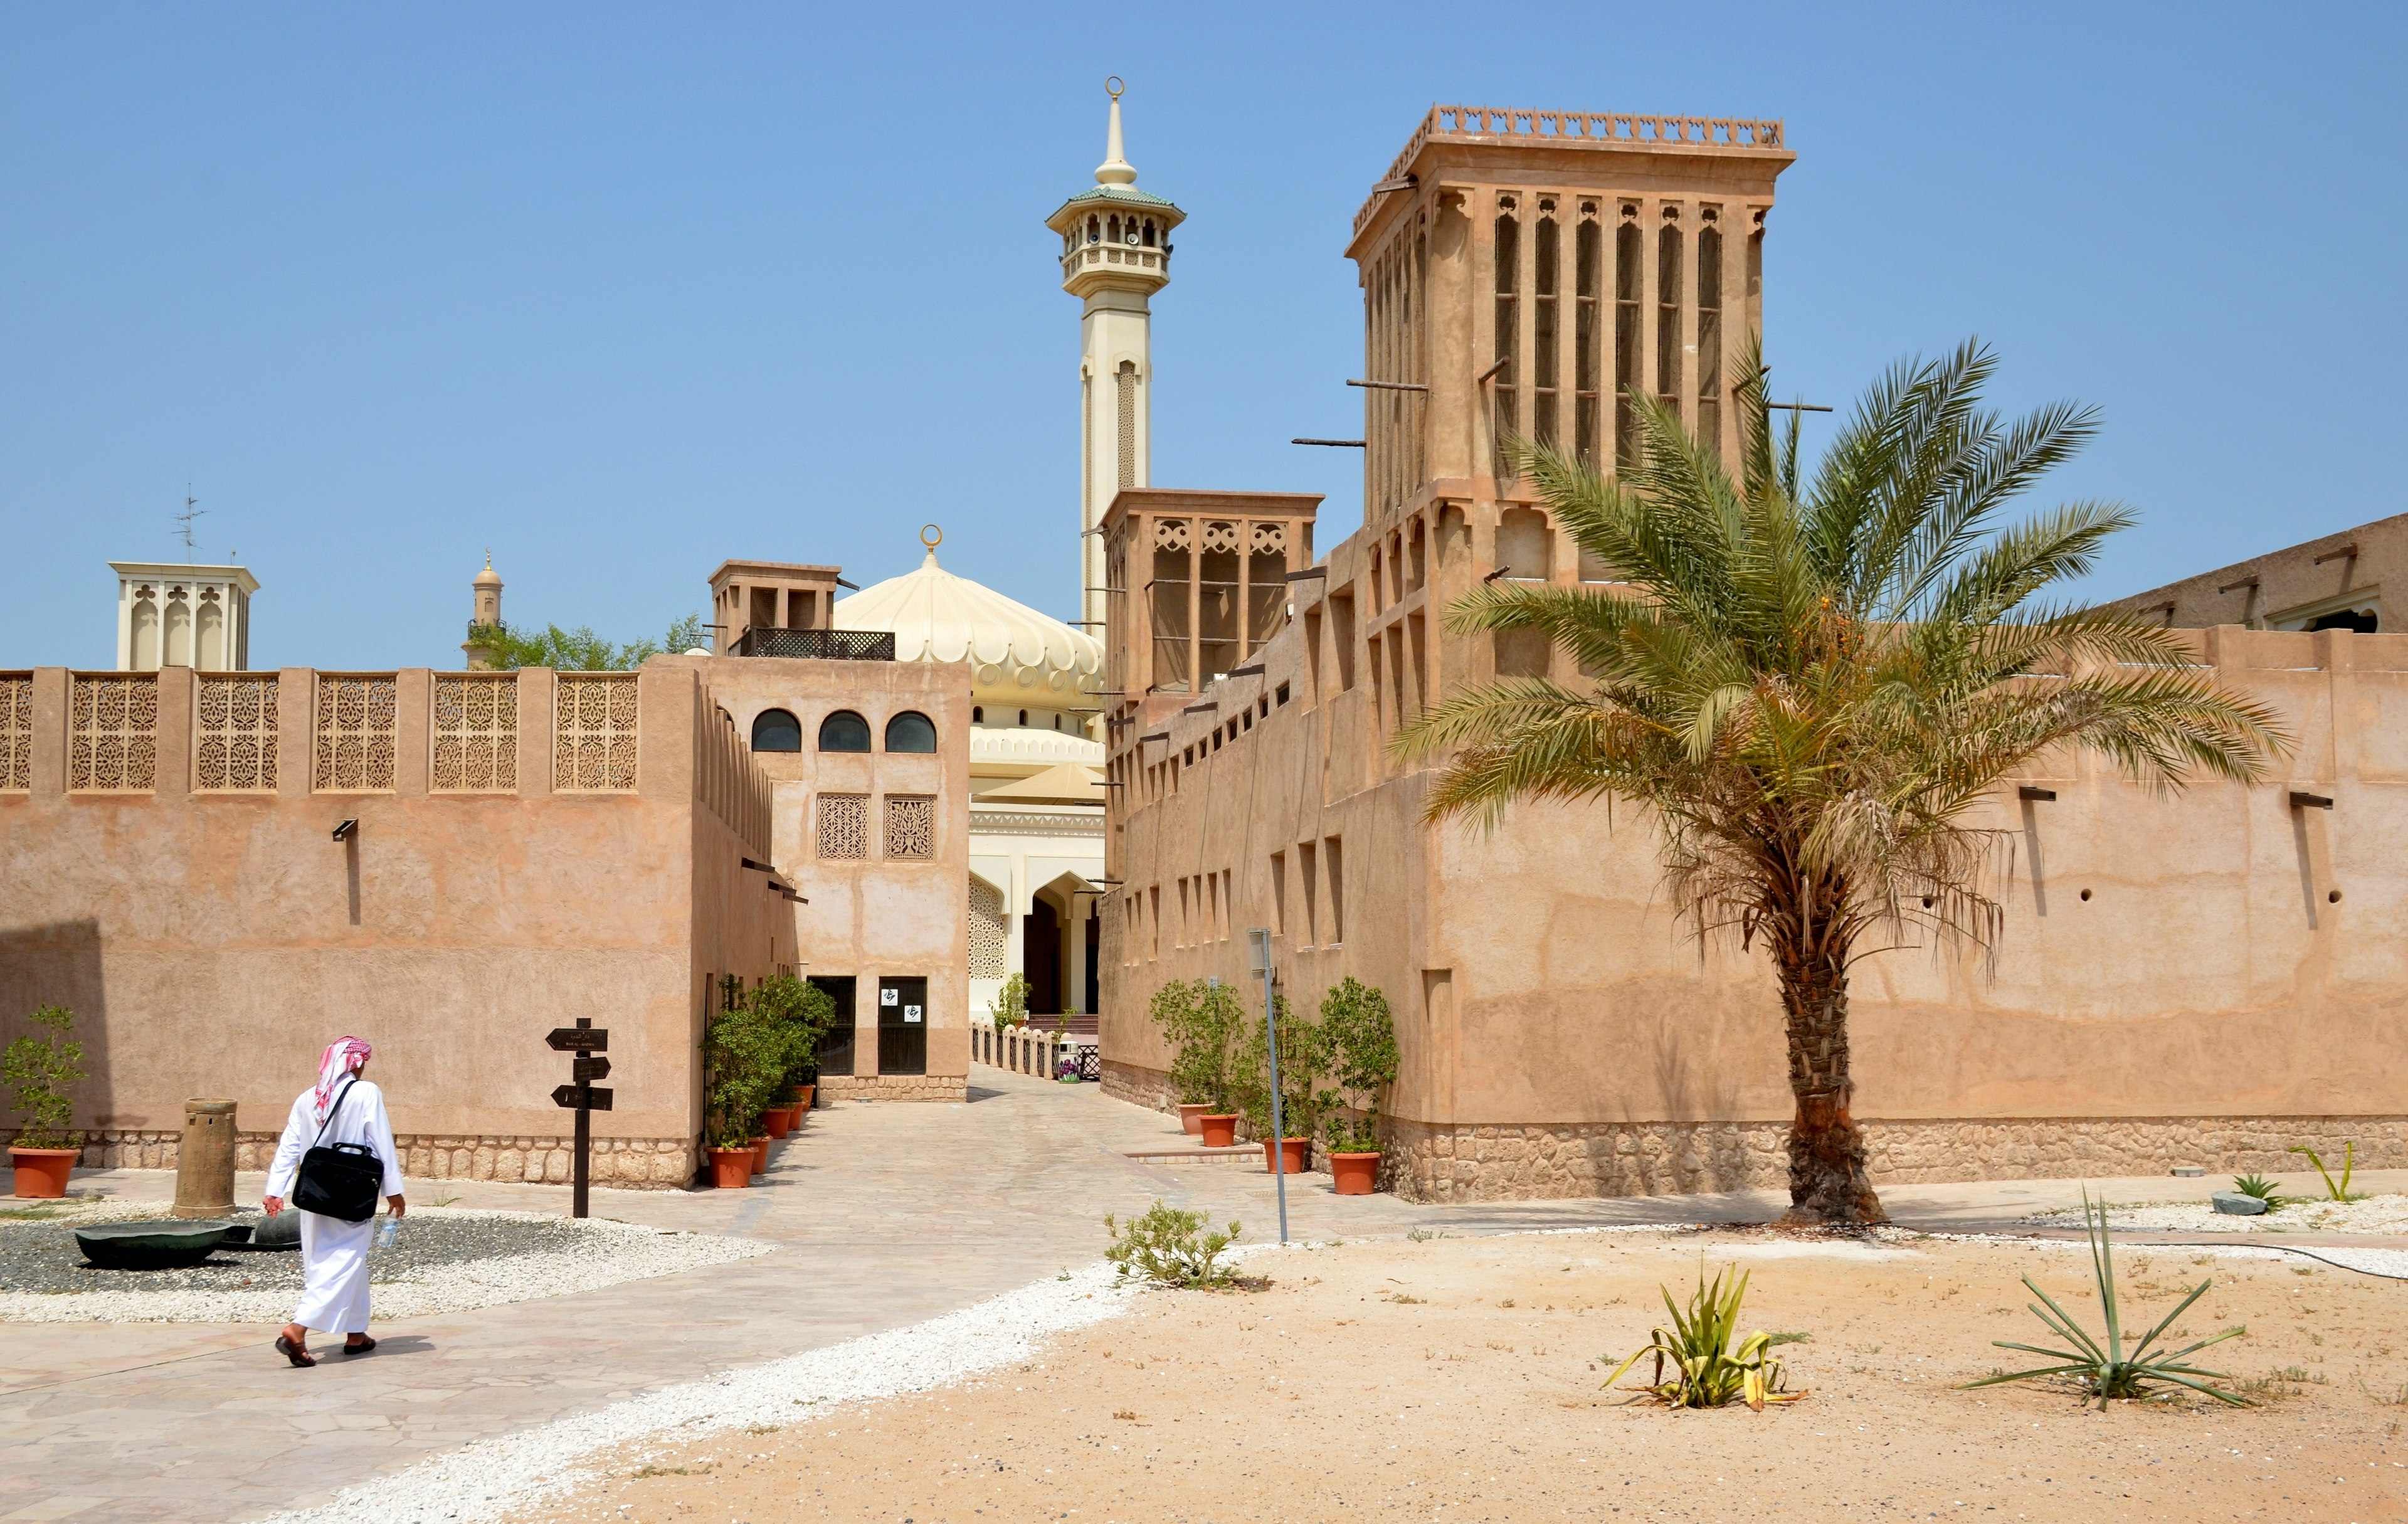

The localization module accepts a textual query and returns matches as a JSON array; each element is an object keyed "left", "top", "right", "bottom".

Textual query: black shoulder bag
[{"left": 292, "top": 1077, "right": 385, "bottom": 1223}]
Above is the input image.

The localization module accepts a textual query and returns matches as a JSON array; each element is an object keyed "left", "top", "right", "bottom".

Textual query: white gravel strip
[
  {"left": 0, "top": 1210, "right": 772, "bottom": 1324},
  {"left": 2015, "top": 1193, "right": 2408, "bottom": 1236},
  {"left": 253, "top": 1259, "right": 1143, "bottom": 1524}
]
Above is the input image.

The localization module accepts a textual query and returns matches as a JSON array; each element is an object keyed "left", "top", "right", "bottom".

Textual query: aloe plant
[
  {"left": 1601, "top": 1258, "right": 1804, "bottom": 1410},
  {"left": 1962, "top": 1190, "right": 2249, "bottom": 1409},
  {"left": 2232, "top": 1173, "right": 2289, "bottom": 1211}
]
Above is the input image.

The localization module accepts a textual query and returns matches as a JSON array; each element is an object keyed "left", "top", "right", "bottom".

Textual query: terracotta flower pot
[
  {"left": 798, "top": 1085, "right": 815, "bottom": 1112},
  {"left": 763, "top": 1108, "right": 793, "bottom": 1140},
  {"left": 1263, "top": 1136, "right": 1311, "bottom": 1175},
  {"left": 707, "top": 1147, "right": 754, "bottom": 1188},
  {"left": 1198, "top": 1113, "right": 1239, "bottom": 1148},
  {"left": 749, "top": 1137, "right": 770, "bottom": 1175},
  {"left": 1178, "top": 1103, "right": 1210, "bottom": 1136},
  {"left": 1329, "top": 1151, "right": 1381, "bottom": 1195},
  {"left": 9, "top": 1146, "right": 77, "bottom": 1199}
]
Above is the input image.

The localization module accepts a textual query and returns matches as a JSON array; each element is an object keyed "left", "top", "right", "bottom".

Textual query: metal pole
[
  {"left": 572, "top": 1098, "right": 590, "bottom": 1220},
  {"left": 1251, "top": 929, "right": 1288, "bottom": 1246}
]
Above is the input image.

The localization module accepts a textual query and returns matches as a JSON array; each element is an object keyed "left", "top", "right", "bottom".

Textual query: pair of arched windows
[{"left": 751, "top": 709, "right": 936, "bottom": 754}]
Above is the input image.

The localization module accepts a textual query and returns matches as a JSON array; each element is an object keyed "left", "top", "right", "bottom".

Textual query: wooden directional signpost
[{"left": 547, "top": 1017, "right": 611, "bottom": 1218}]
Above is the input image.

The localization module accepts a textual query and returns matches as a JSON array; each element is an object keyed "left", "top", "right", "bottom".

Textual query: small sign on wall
[
  {"left": 905, "top": 1005, "right": 922, "bottom": 1023},
  {"left": 881, "top": 988, "right": 899, "bottom": 1006}
]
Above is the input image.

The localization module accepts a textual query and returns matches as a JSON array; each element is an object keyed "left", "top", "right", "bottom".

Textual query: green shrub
[
  {"left": 1961, "top": 1191, "right": 2249, "bottom": 1409},
  {"left": 1601, "top": 1258, "right": 1803, "bottom": 1410},
  {"left": 1318, "top": 977, "right": 1398, "bottom": 1155},
  {"left": 700, "top": 978, "right": 786, "bottom": 1148},
  {"left": 1234, "top": 996, "right": 1331, "bottom": 1143},
  {"left": 990, "top": 973, "right": 1030, "bottom": 1030},
  {"left": 3, "top": 1005, "right": 84, "bottom": 1151},
  {"left": 751, "top": 975, "right": 837, "bottom": 1096},
  {"left": 1156, "top": 979, "right": 1247, "bottom": 1113},
  {"left": 1103, "top": 1200, "right": 1242, "bottom": 1288},
  {"left": 2289, "top": 1143, "right": 2364, "bottom": 1202}
]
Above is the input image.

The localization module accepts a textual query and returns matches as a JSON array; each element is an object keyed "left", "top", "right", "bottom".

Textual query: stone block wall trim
[
  {"left": 36, "top": 1129, "right": 700, "bottom": 1192},
  {"left": 818, "top": 1074, "right": 968, "bottom": 1103}
]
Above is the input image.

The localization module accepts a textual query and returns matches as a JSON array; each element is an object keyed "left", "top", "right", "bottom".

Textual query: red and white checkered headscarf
[{"left": 312, "top": 1036, "right": 374, "bottom": 1125}]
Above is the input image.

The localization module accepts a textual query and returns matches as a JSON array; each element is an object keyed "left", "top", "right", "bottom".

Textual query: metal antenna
[{"left": 174, "top": 487, "right": 206, "bottom": 562}]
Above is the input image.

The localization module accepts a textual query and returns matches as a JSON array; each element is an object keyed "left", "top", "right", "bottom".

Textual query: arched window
[
  {"left": 972, "top": 706, "right": 984, "bottom": 724},
  {"left": 1086, "top": 216, "right": 1099, "bottom": 244},
  {"left": 751, "top": 709, "right": 801, "bottom": 753},
  {"left": 1142, "top": 220, "right": 1156, "bottom": 247},
  {"left": 818, "top": 710, "right": 871, "bottom": 752},
  {"left": 884, "top": 711, "right": 937, "bottom": 753},
  {"left": 1107, "top": 214, "right": 1121, "bottom": 244},
  {"left": 1018, "top": 709, "right": 1029, "bottom": 726}
]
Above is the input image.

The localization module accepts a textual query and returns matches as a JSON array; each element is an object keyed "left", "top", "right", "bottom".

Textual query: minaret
[
  {"left": 463, "top": 551, "right": 504, "bottom": 669},
  {"left": 1045, "top": 78, "right": 1183, "bottom": 635}
]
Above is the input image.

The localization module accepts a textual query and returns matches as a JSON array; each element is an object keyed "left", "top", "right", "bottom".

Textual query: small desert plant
[
  {"left": 1962, "top": 1191, "right": 2250, "bottom": 1409},
  {"left": 4, "top": 1005, "right": 85, "bottom": 1151},
  {"left": 1600, "top": 1258, "right": 1805, "bottom": 1410},
  {"left": 2289, "top": 1142, "right": 2364, "bottom": 1202},
  {"left": 2232, "top": 1173, "right": 2290, "bottom": 1211},
  {"left": 1103, "top": 1200, "right": 1241, "bottom": 1288}
]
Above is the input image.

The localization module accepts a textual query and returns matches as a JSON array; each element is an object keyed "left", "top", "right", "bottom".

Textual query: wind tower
[{"left": 1046, "top": 78, "right": 1183, "bottom": 637}]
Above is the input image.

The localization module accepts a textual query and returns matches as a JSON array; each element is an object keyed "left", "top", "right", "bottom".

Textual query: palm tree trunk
[{"left": 1774, "top": 938, "right": 1888, "bottom": 1224}]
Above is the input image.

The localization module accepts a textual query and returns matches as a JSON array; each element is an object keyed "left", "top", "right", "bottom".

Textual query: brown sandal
[
  {"left": 342, "top": 1336, "right": 376, "bottom": 1355},
  {"left": 275, "top": 1334, "right": 316, "bottom": 1368}
]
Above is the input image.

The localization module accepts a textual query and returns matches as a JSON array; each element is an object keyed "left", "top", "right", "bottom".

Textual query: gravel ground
[
  {"left": 0, "top": 1206, "right": 771, "bottom": 1323},
  {"left": 251, "top": 1259, "right": 1141, "bottom": 1524},
  {"left": 2017, "top": 1191, "right": 2408, "bottom": 1236}
]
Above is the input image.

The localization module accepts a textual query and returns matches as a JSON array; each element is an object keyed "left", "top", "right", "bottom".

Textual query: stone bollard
[{"left": 172, "top": 1098, "right": 238, "bottom": 1219}]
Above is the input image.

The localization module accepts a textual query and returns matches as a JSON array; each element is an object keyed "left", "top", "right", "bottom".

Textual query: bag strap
[{"left": 310, "top": 1076, "right": 361, "bottom": 1148}]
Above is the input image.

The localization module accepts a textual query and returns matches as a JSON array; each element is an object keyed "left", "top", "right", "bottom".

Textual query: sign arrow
[
  {"left": 573, "top": 1054, "right": 611, "bottom": 1083},
  {"left": 552, "top": 1083, "right": 613, "bottom": 1111},
  {"left": 546, "top": 1027, "right": 609, "bottom": 1053}
]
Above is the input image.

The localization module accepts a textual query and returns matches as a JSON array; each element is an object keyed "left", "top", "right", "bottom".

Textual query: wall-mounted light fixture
[
  {"left": 2289, "top": 791, "right": 2335, "bottom": 810},
  {"left": 2017, "top": 786, "right": 2057, "bottom": 803},
  {"left": 330, "top": 818, "right": 359, "bottom": 843}
]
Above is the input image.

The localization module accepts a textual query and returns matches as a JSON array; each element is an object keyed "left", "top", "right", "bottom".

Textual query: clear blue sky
[{"left": 4, "top": 4, "right": 2401, "bottom": 669}]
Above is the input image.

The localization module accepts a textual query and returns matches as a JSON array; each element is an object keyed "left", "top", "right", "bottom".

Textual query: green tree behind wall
[{"left": 467, "top": 613, "right": 708, "bottom": 671}]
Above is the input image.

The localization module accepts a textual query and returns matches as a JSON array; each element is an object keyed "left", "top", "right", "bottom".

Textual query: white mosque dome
[{"left": 833, "top": 541, "right": 1102, "bottom": 707}]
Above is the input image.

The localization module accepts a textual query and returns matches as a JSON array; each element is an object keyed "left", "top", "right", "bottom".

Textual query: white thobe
[{"left": 265, "top": 1079, "right": 404, "bottom": 1335}]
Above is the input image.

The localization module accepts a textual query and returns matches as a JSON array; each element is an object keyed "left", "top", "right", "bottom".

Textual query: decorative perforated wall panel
[
  {"left": 969, "top": 877, "right": 1008, "bottom": 978},
  {"left": 433, "top": 674, "right": 517, "bottom": 792},
  {"left": 816, "top": 793, "right": 867, "bottom": 859},
  {"left": 884, "top": 794, "right": 935, "bottom": 860},
  {"left": 554, "top": 674, "right": 639, "bottom": 791},
  {"left": 0, "top": 674, "right": 30, "bottom": 791},
  {"left": 314, "top": 675, "right": 398, "bottom": 791},
  {"left": 195, "top": 675, "right": 278, "bottom": 792},
  {"left": 69, "top": 675, "right": 158, "bottom": 792}
]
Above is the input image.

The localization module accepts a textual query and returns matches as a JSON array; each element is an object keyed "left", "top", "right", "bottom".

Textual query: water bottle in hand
[{"left": 375, "top": 1217, "right": 399, "bottom": 1251}]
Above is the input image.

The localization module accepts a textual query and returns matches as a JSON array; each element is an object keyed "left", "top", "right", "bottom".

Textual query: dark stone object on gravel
[
  {"left": 75, "top": 1221, "right": 231, "bottom": 1269},
  {"left": 3, "top": 1211, "right": 596, "bottom": 1294}
]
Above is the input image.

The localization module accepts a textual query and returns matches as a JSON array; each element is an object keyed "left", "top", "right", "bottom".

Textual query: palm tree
[{"left": 1395, "top": 341, "right": 2289, "bottom": 1224}]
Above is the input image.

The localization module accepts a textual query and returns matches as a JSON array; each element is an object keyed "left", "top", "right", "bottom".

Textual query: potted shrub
[
  {"left": 1318, "top": 977, "right": 1399, "bottom": 1195},
  {"left": 1237, "top": 995, "right": 1329, "bottom": 1176},
  {"left": 6, "top": 1004, "right": 85, "bottom": 1199},
  {"left": 701, "top": 980, "right": 782, "bottom": 1188},
  {"left": 753, "top": 975, "right": 835, "bottom": 1130},
  {"left": 1158, "top": 980, "right": 1247, "bottom": 1147}
]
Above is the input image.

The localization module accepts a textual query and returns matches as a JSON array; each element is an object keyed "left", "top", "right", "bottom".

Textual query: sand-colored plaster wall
[{"left": 0, "top": 663, "right": 792, "bottom": 1185}]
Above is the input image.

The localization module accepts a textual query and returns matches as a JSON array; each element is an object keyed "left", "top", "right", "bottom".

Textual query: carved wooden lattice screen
[
  {"left": 883, "top": 794, "right": 934, "bottom": 859},
  {"left": 195, "top": 674, "right": 278, "bottom": 792},
  {"left": 432, "top": 674, "right": 517, "bottom": 792},
  {"left": 968, "top": 877, "right": 1008, "bottom": 978},
  {"left": 69, "top": 674, "right": 158, "bottom": 792},
  {"left": 0, "top": 674, "right": 30, "bottom": 791},
  {"left": 314, "top": 675, "right": 398, "bottom": 791},
  {"left": 554, "top": 674, "right": 639, "bottom": 791},
  {"left": 816, "top": 793, "right": 867, "bottom": 859}
]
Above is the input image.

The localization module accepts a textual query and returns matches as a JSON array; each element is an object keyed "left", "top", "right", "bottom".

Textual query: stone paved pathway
[{"left": 3, "top": 1070, "right": 2401, "bottom": 1524}]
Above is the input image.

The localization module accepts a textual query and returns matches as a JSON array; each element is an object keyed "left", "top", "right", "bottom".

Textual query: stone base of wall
[
  {"left": 1093, "top": 1073, "right": 2408, "bottom": 1204},
  {"left": 1101, "top": 1059, "right": 1178, "bottom": 1114},
  {"left": 819, "top": 1074, "right": 968, "bottom": 1103},
  {"left": 32, "top": 1130, "right": 700, "bottom": 1190},
  {"left": 1388, "top": 1116, "right": 2408, "bottom": 1204}
]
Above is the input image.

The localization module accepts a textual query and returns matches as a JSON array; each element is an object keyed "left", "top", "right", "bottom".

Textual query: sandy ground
[{"left": 526, "top": 1227, "right": 2408, "bottom": 1524}]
